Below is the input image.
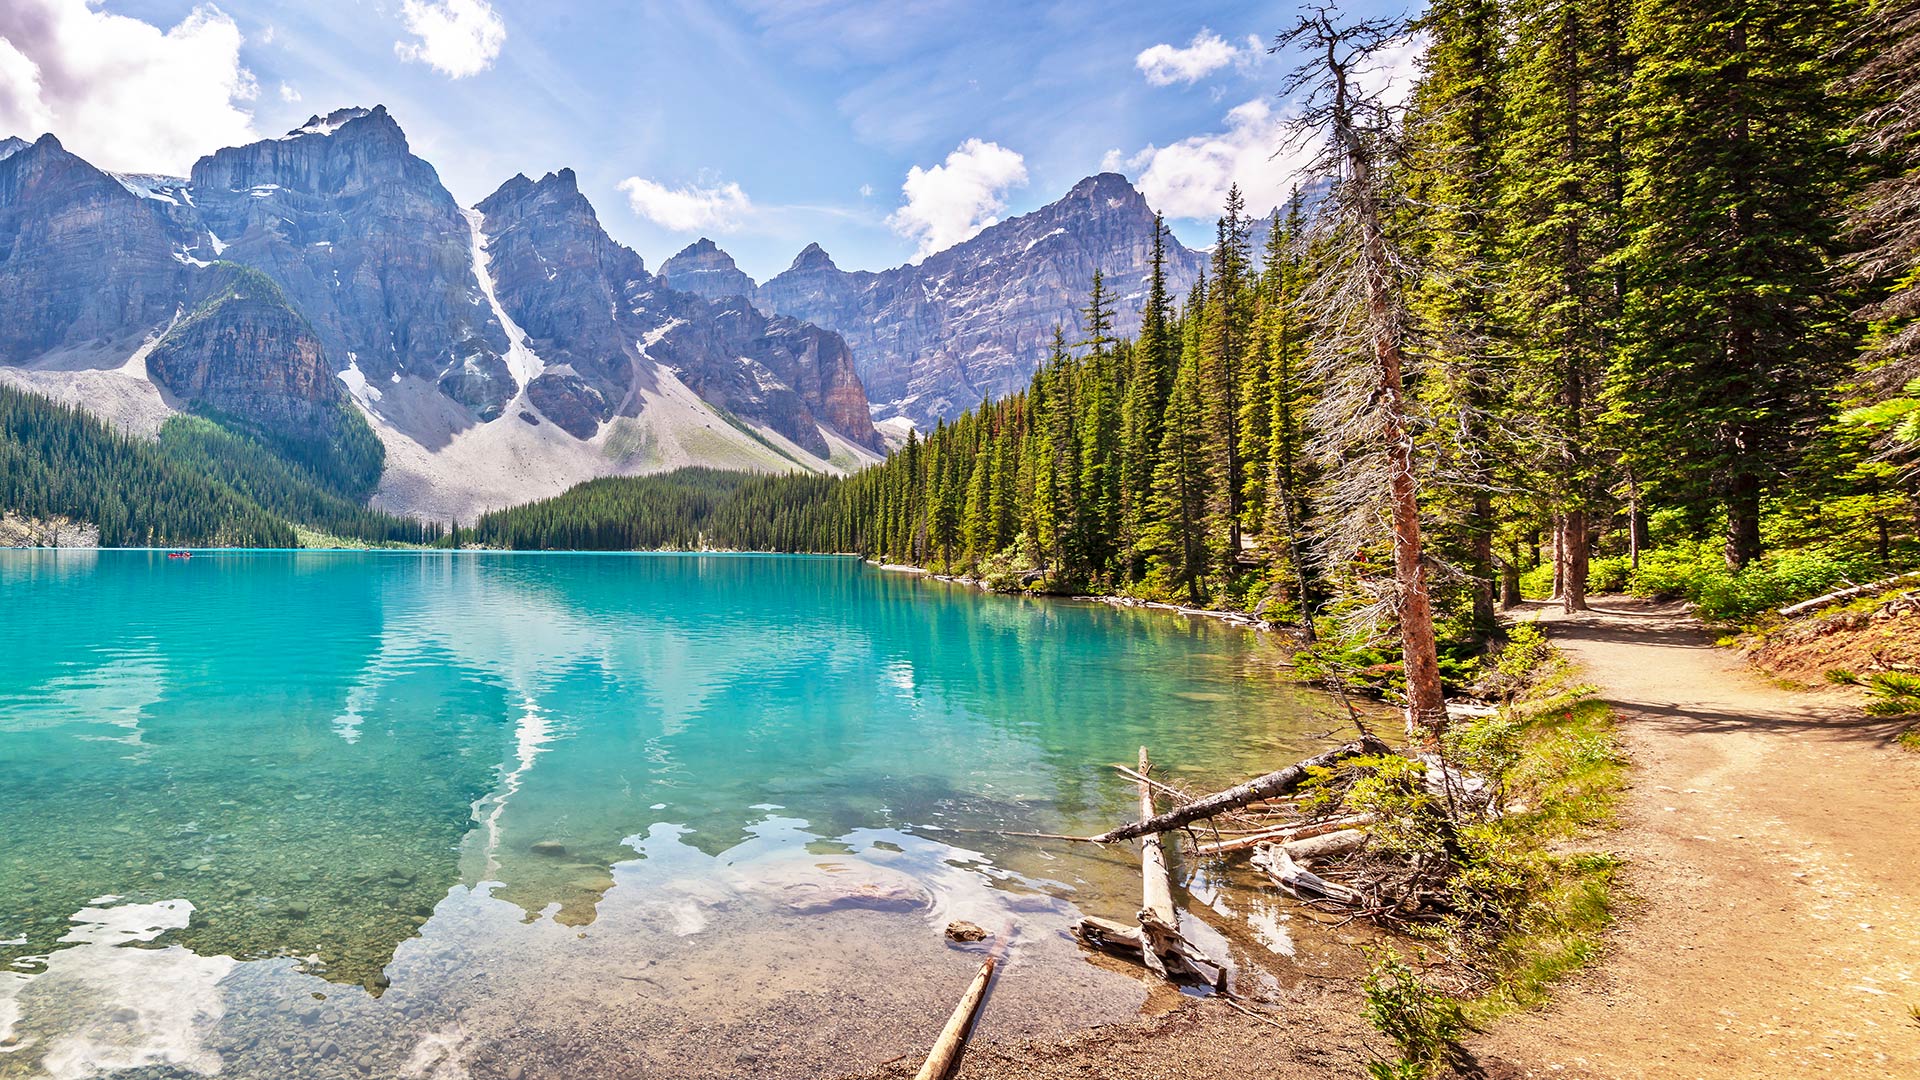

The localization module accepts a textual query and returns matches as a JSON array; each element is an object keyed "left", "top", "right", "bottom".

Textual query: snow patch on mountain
[{"left": 462, "top": 207, "right": 546, "bottom": 390}]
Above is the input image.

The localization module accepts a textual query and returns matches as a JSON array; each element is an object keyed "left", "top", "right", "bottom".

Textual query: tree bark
[
  {"left": 1190, "top": 814, "right": 1375, "bottom": 857},
  {"left": 1550, "top": 517, "right": 1566, "bottom": 599},
  {"left": 1561, "top": 509, "right": 1590, "bottom": 612},
  {"left": 1724, "top": 465, "right": 1762, "bottom": 570},
  {"left": 1350, "top": 132, "right": 1448, "bottom": 743},
  {"left": 1251, "top": 843, "right": 1366, "bottom": 906},
  {"left": 1469, "top": 489, "right": 1497, "bottom": 633},
  {"left": 1135, "top": 747, "right": 1180, "bottom": 976}
]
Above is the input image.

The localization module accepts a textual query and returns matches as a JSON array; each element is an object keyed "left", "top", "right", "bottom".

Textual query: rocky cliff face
[
  {"left": 0, "top": 135, "right": 195, "bottom": 363},
  {"left": 730, "top": 173, "right": 1206, "bottom": 428},
  {"left": 188, "top": 106, "right": 515, "bottom": 419},
  {"left": 146, "top": 265, "right": 346, "bottom": 436},
  {"left": 476, "top": 171, "right": 881, "bottom": 452},
  {"left": 659, "top": 237, "right": 756, "bottom": 301}
]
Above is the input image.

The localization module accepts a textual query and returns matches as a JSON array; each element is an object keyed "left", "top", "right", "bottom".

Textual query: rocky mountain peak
[
  {"left": 1065, "top": 171, "right": 1138, "bottom": 199},
  {"left": 752, "top": 172, "right": 1205, "bottom": 426},
  {"left": 189, "top": 102, "right": 430, "bottom": 200},
  {"left": 789, "top": 242, "right": 837, "bottom": 273},
  {"left": 659, "top": 238, "right": 753, "bottom": 301},
  {"left": 284, "top": 106, "right": 376, "bottom": 139},
  {"left": 0, "top": 136, "right": 28, "bottom": 162}
]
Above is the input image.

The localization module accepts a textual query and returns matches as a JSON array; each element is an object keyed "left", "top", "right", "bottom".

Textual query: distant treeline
[
  {"left": 466, "top": 469, "right": 850, "bottom": 551},
  {"left": 1, "top": 383, "right": 295, "bottom": 547},
  {"left": 0, "top": 384, "right": 439, "bottom": 547}
]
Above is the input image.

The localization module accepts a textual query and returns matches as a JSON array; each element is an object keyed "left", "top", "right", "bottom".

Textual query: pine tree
[
  {"left": 1204, "top": 186, "right": 1252, "bottom": 568},
  {"left": 1406, "top": 0, "right": 1510, "bottom": 626},
  {"left": 1841, "top": 0, "right": 1920, "bottom": 409},
  {"left": 1149, "top": 339, "right": 1212, "bottom": 602},
  {"left": 1611, "top": 0, "right": 1862, "bottom": 568},
  {"left": 1282, "top": 9, "right": 1450, "bottom": 741},
  {"left": 1263, "top": 198, "right": 1320, "bottom": 632},
  {"left": 1122, "top": 215, "right": 1177, "bottom": 577},
  {"left": 1078, "top": 272, "right": 1123, "bottom": 581}
]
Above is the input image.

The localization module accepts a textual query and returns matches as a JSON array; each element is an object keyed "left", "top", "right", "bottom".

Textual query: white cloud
[
  {"left": 1135, "top": 29, "right": 1260, "bottom": 87},
  {"left": 1129, "top": 34, "right": 1424, "bottom": 221},
  {"left": 858, "top": 183, "right": 873, "bottom": 198},
  {"left": 394, "top": 0, "right": 506, "bottom": 79},
  {"left": 618, "top": 175, "right": 754, "bottom": 232},
  {"left": 887, "top": 138, "right": 1027, "bottom": 260},
  {"left": 1129, "top": 99, "right": 1302, "bottom": 220},
  {"left": 278, "top": 81, "right": 301, "bottom": 103},
  {"left": 0, "top": 1, "right": 258, "bottom": 175}
]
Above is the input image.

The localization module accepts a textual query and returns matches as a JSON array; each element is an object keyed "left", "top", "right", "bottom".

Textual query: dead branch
[
  {"left": 1090, "top": 736, "right": 1391, "bottom": 844},
  {"left": 1189, "top": 814, "right": 1376, "bottom": 857},
  {"left": 913, "top": 956, "right": 998, "bottom": 1080}
]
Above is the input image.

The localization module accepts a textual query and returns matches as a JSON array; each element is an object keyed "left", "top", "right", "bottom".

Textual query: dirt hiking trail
[{"left": 1479, "top": 599, "right": 1920, "bottom": 1079}]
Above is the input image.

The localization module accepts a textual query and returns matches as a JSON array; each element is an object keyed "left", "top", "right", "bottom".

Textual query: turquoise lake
[{"left": 0, "top": 551, "right": 1343, "bottom": 1079}]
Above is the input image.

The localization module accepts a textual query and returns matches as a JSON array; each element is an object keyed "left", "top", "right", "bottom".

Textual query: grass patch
[
  {"left": 1456, "top": 662, "right": 1625, "bottom": 1022},
  {"left": 1352, "top": 639, "right": 1628, "bottom": 1069}
]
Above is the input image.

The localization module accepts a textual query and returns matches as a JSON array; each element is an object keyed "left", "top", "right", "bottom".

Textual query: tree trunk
[
  {"left": 1550, "top": 517, "right": 1565, "bottom": 599},
  {"left": 1724, "top": 467, "right": 1762, "bottom": 570},
  {"left": 1561, "top": 509, "right": 1589, "bottom": 612},
  {"left": 1628, "top": 494, "right": 1647, "bottom": 571},
  {"left": 1469, "top": 490, "right": 1496, "bottom": 634},
  {"left": 913, "top": 957, "right": 997, "bottom": 1080},
  {"left": 1500, "top": 556, "right": 1522, "bottom": 608},
  {"left": 1134, "top": 748, "right": 1180, "bottom": 977},
  {"left": 1350, "top": 138, "right": 1447, "bottom": 744}
]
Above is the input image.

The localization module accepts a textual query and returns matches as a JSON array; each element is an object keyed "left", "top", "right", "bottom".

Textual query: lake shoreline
[{"left": 866, "top": 561, "right": 1299, "bottom": 637}]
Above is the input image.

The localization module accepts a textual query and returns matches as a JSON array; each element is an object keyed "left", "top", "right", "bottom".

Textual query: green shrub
[
  {"left": 1496, "top": 621, "right": 1552, "bottom": 681},
  {"left": 1626, "top": 542, "right": 1877, "bottom": 623},
  {"left": 1625, "top": 539, "right": 1720, "bottom": 600},
  {"left": 1829, "top": 669, "right": 1920, "bottom": 717},
  {"left": 1362, "top": 951, "right": 1468, "bottom": 1080},
  {"left": 1587, "top": 554, "right": 1632, "bottom": 594},
  {"left": 1518, "top": 563, "right": 1555, "bottom": 600}
]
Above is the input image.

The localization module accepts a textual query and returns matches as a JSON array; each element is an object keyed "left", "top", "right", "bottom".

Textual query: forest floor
[{"left": 1470, "top": 598, "right": 1920, "bottom": 1079}]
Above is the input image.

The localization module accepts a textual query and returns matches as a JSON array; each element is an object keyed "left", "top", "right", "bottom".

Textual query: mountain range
[
  {"left": 0, "top": 106, "right": 1212, "bottom": 521},
  {"left": 661, "top": 173, "right": 1207, "bottom": 429}
]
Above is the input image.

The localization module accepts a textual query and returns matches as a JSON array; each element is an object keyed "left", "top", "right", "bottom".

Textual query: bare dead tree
[{"left": 1276, "top": 5, "right": 1450, "bottom": 744}]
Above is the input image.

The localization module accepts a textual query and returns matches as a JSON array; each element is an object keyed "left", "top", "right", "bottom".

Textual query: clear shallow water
[{"left": 0, "top": 551, "right": 1338, "bottom": 1078}]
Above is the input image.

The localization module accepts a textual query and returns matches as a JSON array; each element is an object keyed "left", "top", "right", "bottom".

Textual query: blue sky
[{"left": 0, "top": 1, "right": 1416, "bottom": 279}]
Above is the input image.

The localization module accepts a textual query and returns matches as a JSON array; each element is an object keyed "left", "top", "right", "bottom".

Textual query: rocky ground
[{"left": 0, "top": 512, "right": 98, "bottom": 547}]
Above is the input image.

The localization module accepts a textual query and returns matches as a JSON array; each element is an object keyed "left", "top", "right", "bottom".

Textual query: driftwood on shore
[
  {"left": 1188, "top": 814, "right": 1376, "bottom": 857},
  {"left": 1275, "top": 827, "right": 1368, "bottom": 862},
  {"left": 913, "top": 955, "right": 997, "bottom": 1080},
  {"left": 1089, "top": 735, "right": 1390, "bottom": 844},
  {"left": 1250, "top": 843, "right": 1368, "bottom": 907},
  {"left": 1074, "top": 748, "right": 1226, "bottom": 988}
]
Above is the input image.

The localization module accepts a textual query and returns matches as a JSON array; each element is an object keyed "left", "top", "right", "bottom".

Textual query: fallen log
[
  {"left": 1136, "top": 747, "right": 1181, "bottom": 978},
  {"left": 1189, "top": 814, "right": 1375, "bottom": 857},
  {"left": 1251, "top": 843, "right": 1366, "bottom": 907},
  {"left": 1280, "top": 828, "right": 1367, "bottom": 862},
  {"left": 1074, "top": 914, "right": 1145, "bottom": 953},
  {"left": 1778, "top": 571, "right": 1920, "bottom": 618},
  {"left": 1090, "top": 736, "right": 1391, "bottom": 844},
  {"left": 913, "top": 955, "right": 998, "bottom": 1080}
]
